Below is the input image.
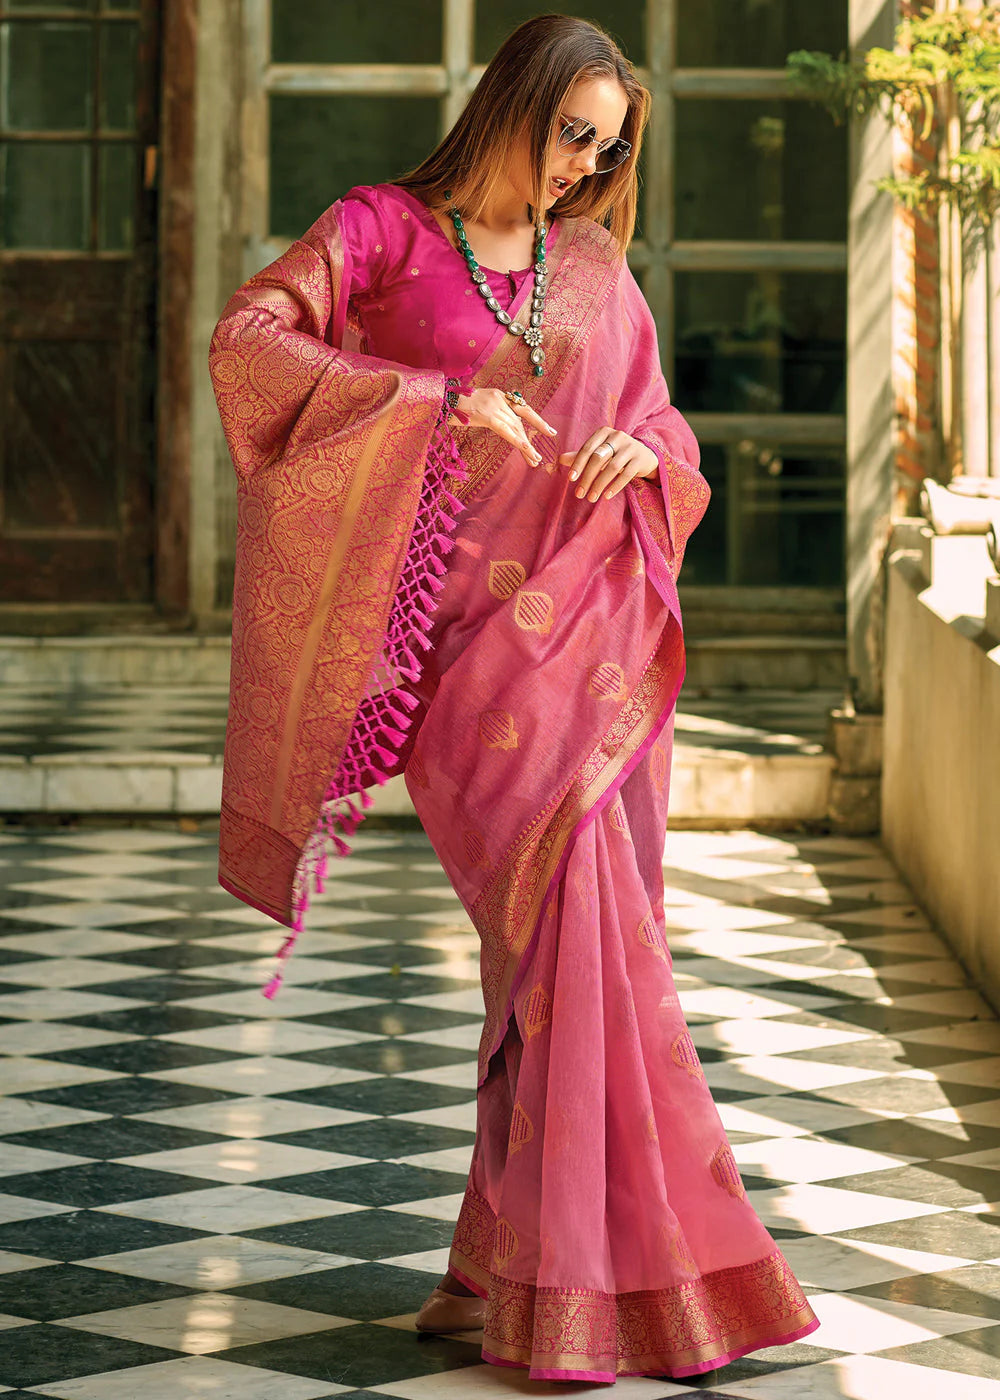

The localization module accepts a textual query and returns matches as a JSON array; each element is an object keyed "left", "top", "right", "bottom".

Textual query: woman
[{"left": 209, "top": 13, "right": 819, "bottom": 1384}]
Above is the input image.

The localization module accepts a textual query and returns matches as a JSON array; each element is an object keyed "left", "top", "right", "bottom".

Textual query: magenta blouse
[{"left": 337, "top": 184, "right": 560, "bottom": 381}]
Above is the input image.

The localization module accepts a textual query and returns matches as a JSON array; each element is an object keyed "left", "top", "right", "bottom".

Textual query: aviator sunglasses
[{"left": 556, "top": 113, "right": 631, "bottom": 173}]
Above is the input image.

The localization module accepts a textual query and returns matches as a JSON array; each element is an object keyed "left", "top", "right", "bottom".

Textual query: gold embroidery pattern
[
  {"left": 637, "top": 911, "right": 668, "bottom": 963},
  {"left": 650, "top": 743, "right": 669, "bottom": 793},
  {"left": 608, "top": 795, "right": 632, "bottom": 842},
  {"left": 588, "top": 662, "right": 627, "bottom": 701},
  {"left": 493, "top": 1216, "right": 519, "bottom": 1268},
  {"left": 646, "top": 1110, "right": 659, "bottom": 1142},
  {"left": 471, "top": 619, "right": 686, "bottom": 1083},
  {"left": 479, "top": 709, "right": 519, "bottom": 750},
  {"left": 508, "top": 1101, "right": 535, "bottom": 1155},
  {"left": 449, "top": 1185, "right": 495, "bottom": 1290},
  {"left": 668, "top": 1225, "right": 699, "bottom": 1275},
  {"left": 406, "top": 749, "right": 430, "bottom": 789},
  {"left": 453, "top": 1188, "right": 815, "bottom": 1374},
  {"left": 513, "top": 589, "right": 554, "bottom": 636},
  {"left": 463, "top": 828, "right": 491, "bottom": 870},
  {"left": 483, "top": 1250, "right": 815, "bottom": 1375},
  {"left": 710, "top": 1142, "right": 746, "bottom": 1200},
  {"left": 488, "top": 559, "right": 527, "bottom": 601},
  {"left": 606, "top": 548, "right": 644, "bottom": 579},
  {"left": 523, "top": 982, "right": 553, "bottom": 1039},
  {"left": 670, "top": 1030, "right": 705, "bottom": 1080}
]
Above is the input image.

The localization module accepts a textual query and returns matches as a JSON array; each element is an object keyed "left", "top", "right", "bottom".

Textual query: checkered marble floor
[{"left": 0, "top": 821, "right": 998, "bottom": 1399}]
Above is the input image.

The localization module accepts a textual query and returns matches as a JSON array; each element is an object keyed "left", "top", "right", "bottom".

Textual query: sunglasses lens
[
  {"left": 559, "top": 119, "right": 596, "bottom": 153},
  {"left": 594, "top": 140, "right": 630, "bottom": 172}
]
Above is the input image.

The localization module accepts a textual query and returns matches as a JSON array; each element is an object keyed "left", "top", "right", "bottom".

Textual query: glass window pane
[
  {"left": 476, "top": 4, "right": 643, "bottom": 67},
  {"left": 675, "top": 100, "right": 846, "bottom": 242},
  {"left": 674, "top": 271, "right": 845, "bottom": 415},
  {"left": 99, "top": 21, "right": 137, "bottom": 131},
  {"left": 0, "top": 140, "right": 90, "bottom": 248},
  {"left": 269, "top": 94, "right": 440, "bottom": 238},
  {"left": 677, "top": 0, "right": 847, "bottom": 68},
  {"left": 98, "top": 141, "right": 135, "bottom": 248},
  {"left": 272, "top": 0, "right": 442, "bottom": 64},
  {"left": 6, "top": 342, "right": 119, "bottom": 530},
  {"left": 1, "top": 21, "right": 94, "bottom": 131},
  {"left": 682, "top": 442, "right": 845, "bottom": 587}
]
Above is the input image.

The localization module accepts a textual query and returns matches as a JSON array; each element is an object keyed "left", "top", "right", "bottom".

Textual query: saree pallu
[{"left": 209, "top": 186, "right": 818, "bottom": 1380}]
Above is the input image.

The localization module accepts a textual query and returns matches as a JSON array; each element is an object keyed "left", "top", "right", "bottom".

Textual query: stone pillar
[{"left": 845, "top": 0, "right": 897, "bottom": 720}]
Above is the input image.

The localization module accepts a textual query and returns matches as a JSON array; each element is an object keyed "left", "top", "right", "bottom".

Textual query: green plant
[{"left": 787, "top": 7, "right": 1000, "bottom": 476}]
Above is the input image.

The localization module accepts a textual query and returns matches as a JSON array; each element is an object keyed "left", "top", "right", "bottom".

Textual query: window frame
[{"left": 243, "top": 0, "right": 848, "bottom": 607}]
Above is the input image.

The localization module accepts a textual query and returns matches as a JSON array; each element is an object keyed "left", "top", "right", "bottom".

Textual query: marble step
[
  {"left": 0, "top": 684, "right": 839, "bottom": 826},
  {"left": 0, "top": 632, "right": 846, "bottom": 690}
]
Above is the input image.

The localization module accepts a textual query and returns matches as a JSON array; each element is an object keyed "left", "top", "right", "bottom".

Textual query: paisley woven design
[
  {"left": 588, "top": 661, "right": 627, "bottom": 701},
  {"left": 488, "top": 559, "right": 527, "bottom": 600},
  {"left": 508, "top": 1101, "right": 535, "bottom": 1155},
  {"left": 493, "top": 1216, "right": 520, "bottom": 1269},
  {"left": 606, "top": 547, "right": 644, "bottom": 578},
  {"left": 479, "top": 710, "right": 519, "bottom": 750},
  {"left": 608, "top": 795, "right": 632, "bottom": 841},
  {"left": 710, "top": 1142, "right": 747, "bottom": 1201},
  {"left": 463, "top": 828, "right": 491, "bottom": 870},
  {"left": 637, "top": 910, "right": 669, "bottom": 963},
  {"left": 649, "top": 742, "right": 670, "bottom": 793},
  {"left": 513, "top": 590, "right": 554, "bottom": 635},
  {"left": 670, "top": 1030, "right": 705, "bottom": 1080},
  {"left": 523, "top": 982, "right": 553, "bottom": 1039}
]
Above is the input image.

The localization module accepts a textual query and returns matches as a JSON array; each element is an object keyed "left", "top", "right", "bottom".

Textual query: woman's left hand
[{"left": 558, "top": 429, "right": 659, "bottom": 503}]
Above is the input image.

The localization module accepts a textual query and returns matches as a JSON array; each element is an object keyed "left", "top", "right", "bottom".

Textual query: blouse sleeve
[{"left": 311, "top": 184, "right": 392, "bottom": 301}]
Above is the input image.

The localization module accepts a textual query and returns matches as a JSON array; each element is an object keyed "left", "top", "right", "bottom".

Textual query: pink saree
[{"left": 210, "top": 183, "right": 819, "bottom": 1381}]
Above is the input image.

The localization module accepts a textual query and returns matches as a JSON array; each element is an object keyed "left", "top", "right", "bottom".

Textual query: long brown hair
[{"left": 394, "top": 14, "right": 649, "bottom": 254}]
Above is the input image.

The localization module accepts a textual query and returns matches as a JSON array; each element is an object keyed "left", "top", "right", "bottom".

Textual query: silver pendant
[{"left": 508, "top": 322, "right": 525, "bottom": 336}]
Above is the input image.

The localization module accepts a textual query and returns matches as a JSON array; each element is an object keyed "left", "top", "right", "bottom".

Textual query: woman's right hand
[{"left": 451, "top": 388, "right": 558, "bottom": 471}]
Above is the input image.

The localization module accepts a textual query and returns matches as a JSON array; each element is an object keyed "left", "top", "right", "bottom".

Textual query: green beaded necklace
[{"left": 444, "top": 191, "right": 549, "bottom": 378}]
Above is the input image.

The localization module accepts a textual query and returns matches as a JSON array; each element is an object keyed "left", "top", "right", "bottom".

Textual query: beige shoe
[{"left": 414, "top": 1285, "right": 486, "bottom": 1333}]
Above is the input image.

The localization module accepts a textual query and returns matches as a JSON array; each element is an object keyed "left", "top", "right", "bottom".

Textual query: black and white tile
[{"left": 0, "top": 820, "right": 997, "bottom": 1398}]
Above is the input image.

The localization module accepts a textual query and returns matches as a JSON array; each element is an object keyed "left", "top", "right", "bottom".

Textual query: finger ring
[
  {"left": 596, "top": 443, "right": 614, "bottom": 458},
  {"left": 504, "top": 389, "right": 526, "bottom": 407}
]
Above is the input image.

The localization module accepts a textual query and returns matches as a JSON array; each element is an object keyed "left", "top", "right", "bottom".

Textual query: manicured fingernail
[
  {"left": 570, "top": 471, "right": 579, "bottom": 481},
  {"left": 588, "top": 493, "right": 598, "bottom": 502},
  {"left": 547, "top": 425, "right": 558, "bottom": 435},
  {"left": 575, "top": 488, "right": 585, "bottom": 498}
]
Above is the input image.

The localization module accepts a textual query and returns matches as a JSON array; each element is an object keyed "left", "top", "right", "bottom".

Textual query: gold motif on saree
[
  {"left": 523, "top": 981, "right": 553, "bottom": 1039},
  {"left": 605, "top": 549, "right": 643, "bottom": 579},
  {"left": 479, "top": 709, "right": 519, "bottom": 750},
  {"left": 493, "top": 1215, "right": 519, "bottom": 1268},
  {"left": 710, "top": 1141, "right": 746, "bottom": 1200},
  {"left": 670, "top": 1030, "right": 704, "bottom": 1080},
  {"left": 513, "top": 589, "right": 554, "bottom": 635},
  {"left": 650, "top": 743, "right": 669, "bottom": 792},
  {"left": 608, "top": 795, "right": 631, "bottom": 841},
  {"left": 488, "top": 559, "right": 527, "bottom": 601},
  {"left": 637, "top": 911, "right": 668, "bottom": 963},
  {"left": 508, "top": 1101, "right": 535, "bottom": 1155},
  {"left": 666, "top": 1223, "right": 698, "bottom": 1274},
  {"left": 407, "top": 749, "right": 430, "bottom": 789},
  {"left": 588, "top": 662, "right": 627, "bottom": 701},
  {"left": 463, "top": 828, "right": 491, "bottom": 870}
]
